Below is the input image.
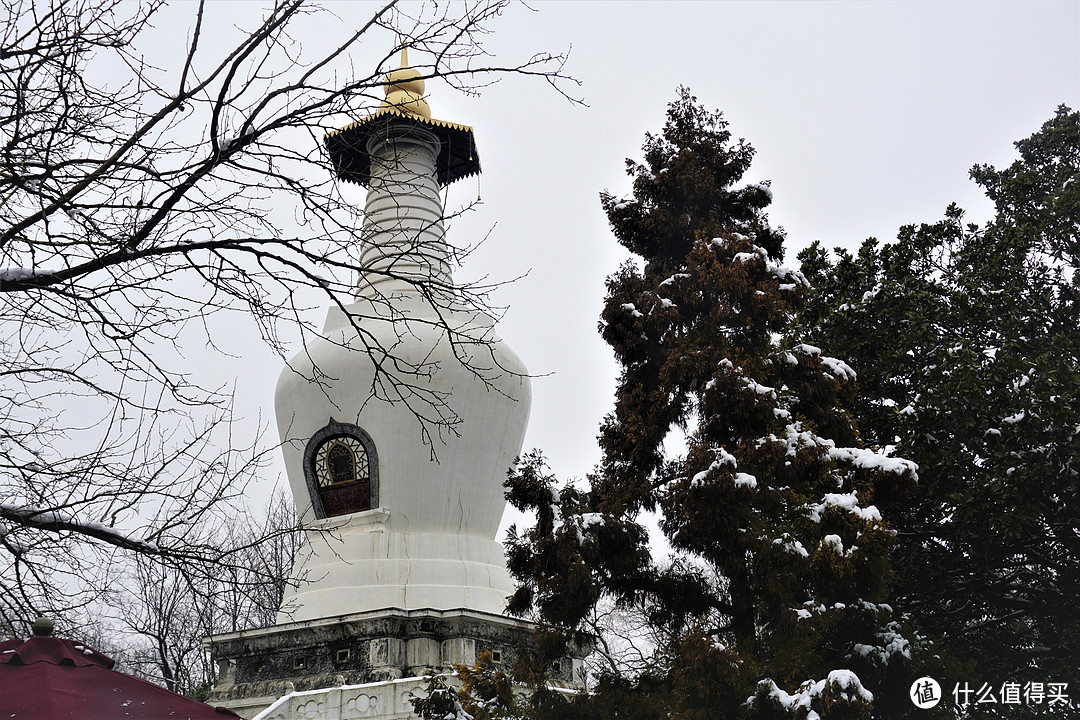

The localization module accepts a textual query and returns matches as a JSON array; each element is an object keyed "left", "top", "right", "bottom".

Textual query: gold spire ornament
[
  {"left": 379, "top": 47, "right": 431, "bottom": 118},
  {"left": 324, "top": 46, "right": 481, "bottom": 186}
]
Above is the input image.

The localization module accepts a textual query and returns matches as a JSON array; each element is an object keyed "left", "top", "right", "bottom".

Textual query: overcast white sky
[
  {"left": 446, "top": 1, "right": 1080, "bottom": 487},
  {"left": 189, "top": 1, "right": 1079, "bottom": 531}
]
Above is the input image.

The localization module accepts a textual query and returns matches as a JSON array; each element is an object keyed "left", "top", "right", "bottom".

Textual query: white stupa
[
  {"left": 206, "top": 50, "right": 585, "bottom": 720},
  {"left": 274, "top": 47, "right": 530, "bottom": 623}
]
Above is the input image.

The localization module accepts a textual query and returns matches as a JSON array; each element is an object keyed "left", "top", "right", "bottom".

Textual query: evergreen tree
[
  {"left": 504, "top": 89, "right": 924, "bottom": 719},
  {"left": 412, "top": 652, "right": 523, "bottom": 720},
  {"left": 798, "top": 106, "right": 1080, "bottom": 704}
]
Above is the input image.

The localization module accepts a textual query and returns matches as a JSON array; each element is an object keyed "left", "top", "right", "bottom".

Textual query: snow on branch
[
  {"left": 768, "top": 422, "right": 918, "bottom": 480},
  {"left": 808, "top": 492, "right": 881, "bottom": 525},
  {"left": 750, "top": 670, "right": 874, "bottom": 718},
  {"left": 851, "top": 620, "right": 912, "bottom": 667},
  {"left": 0, "top": 503, "right": 160, "bottom": 554},
  {"left": 827, "top": 446, "right": 918, "bottom": 478}
]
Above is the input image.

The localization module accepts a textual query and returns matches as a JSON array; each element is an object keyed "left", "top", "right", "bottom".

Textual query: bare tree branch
[{"left": 0, "top": 0, "right": 577, "bottom": 631}]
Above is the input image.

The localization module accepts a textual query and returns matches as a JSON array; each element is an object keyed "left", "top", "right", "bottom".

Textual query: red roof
[{"left": 0, "top": 634, "right": 241, "bottom": 720}]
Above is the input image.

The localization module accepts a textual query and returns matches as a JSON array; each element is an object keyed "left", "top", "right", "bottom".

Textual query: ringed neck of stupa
[{"left": 355, "top": 123, "right": 453, "bottom": 300}]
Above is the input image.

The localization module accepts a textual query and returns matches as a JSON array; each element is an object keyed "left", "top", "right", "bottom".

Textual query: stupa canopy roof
[{"left": 325, "top": 48, "right": 480, "bottom": 187}]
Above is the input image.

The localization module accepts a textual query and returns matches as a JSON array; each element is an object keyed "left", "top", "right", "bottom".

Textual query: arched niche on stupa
[{"left": 302, "top": 420, "right": 379, "bottom": 518}]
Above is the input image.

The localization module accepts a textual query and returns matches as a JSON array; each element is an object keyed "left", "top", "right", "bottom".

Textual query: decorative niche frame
[{"left": 302, "top": 419, "right": 380, "bottom": 519}]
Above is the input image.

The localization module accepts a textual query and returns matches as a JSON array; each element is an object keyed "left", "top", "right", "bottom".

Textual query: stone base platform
[{"left": 204, "top": 608, "right": 586, "bottom": 719}]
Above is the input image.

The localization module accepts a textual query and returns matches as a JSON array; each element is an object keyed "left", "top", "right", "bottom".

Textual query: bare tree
[
  {"left": 112, "top": 557, "right": 218, "bottom": 697},
  {"left": 583, "top": 600, "right": 663, "bottom": 682},
  {"left": 0, "top": 0, "right": 575, "bottom": 631},
  {"left": 213, "top": 490, "right": 305, "bottom": 632},
  {"left": 101, "top": 490, "right": 303, "bottom": 698}
]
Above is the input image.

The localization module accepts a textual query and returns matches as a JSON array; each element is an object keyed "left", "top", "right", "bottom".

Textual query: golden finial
[
  {"left": 380, "top": 44, "right": 430, "bottom": 118},
  {"left": 323, "top": 43, "right": 482, "bottom": 186}
]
